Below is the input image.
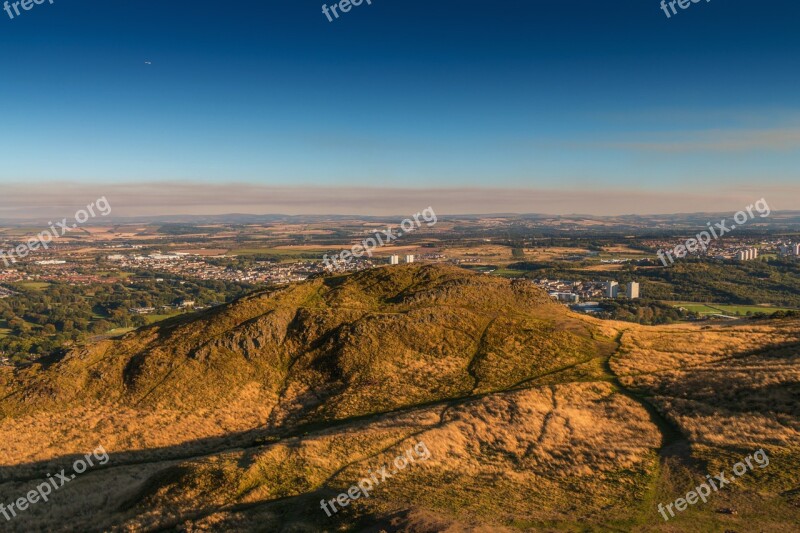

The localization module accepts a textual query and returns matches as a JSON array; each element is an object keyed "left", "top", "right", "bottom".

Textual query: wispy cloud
[
  {"left": 599, "top": 127, "right": 800, "bottom": 153},
  {"left": 0, "top": 182, "right": 797, "bottom": 219}
]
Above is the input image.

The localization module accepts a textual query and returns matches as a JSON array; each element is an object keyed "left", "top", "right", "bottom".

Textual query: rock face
[{"left": 0, "top": 264, "right": 798, "bottom": 532}]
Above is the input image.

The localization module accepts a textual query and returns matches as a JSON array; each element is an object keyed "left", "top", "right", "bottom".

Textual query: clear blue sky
[{"left": 1, "top": 0, "right": 799, "bottom": 209}]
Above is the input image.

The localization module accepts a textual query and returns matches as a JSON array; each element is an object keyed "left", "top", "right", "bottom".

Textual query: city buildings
[
  {"left": 606, "top": 280, "right": 619, "bottom": 298},
  {"left": 405, "top": 255, "right": 415, "bottom": 264},
  {"left": 737, "top": 248, "right": 759, "bottom": 261},
  {"left": 533, "top": 279, "right": 613, "bottom": 302},
  {"left": 626, "top": 282, "right": 640, "bottom": 299},
  {"left": 389, "top": 255, "right": 400, "bottom": 265},
  {"left": 550, "top": 291, "right": 579, "bottom": 303}
]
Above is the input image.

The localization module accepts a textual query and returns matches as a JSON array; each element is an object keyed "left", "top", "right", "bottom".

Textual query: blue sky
[{"left": 1, "top": 0, "right": 799, "bottom": 214}]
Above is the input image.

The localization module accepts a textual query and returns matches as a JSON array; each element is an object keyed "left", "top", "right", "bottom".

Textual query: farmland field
[{"left": 669, "top": 301, "right": 795, "bottom": 316}]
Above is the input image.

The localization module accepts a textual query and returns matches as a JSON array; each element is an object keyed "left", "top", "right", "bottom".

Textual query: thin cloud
[
  {"left": 599, "top": 127, "right": 800, "bottom": 153},
  {"left": 0, "top": 182, "right": 797, "bottom": 219}
]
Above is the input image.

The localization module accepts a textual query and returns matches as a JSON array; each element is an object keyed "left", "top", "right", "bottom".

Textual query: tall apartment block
[
  {"left": 626, "top": 282, "right": 640, "bottom": 299},
  {"left": 737, "top": 248, "right": 759, "bottom": 261},
  {"left": 606, "top": 280, "right": 619, "bottom": 298}
]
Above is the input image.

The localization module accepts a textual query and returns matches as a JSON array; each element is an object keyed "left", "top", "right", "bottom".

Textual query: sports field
[{"left": 670, "top": 301, "right": 795, "bottom": 316}]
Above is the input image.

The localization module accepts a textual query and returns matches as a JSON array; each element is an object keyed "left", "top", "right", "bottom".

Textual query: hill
[{"left": 0, "top": 264, "right": 797, "bottom": 531}]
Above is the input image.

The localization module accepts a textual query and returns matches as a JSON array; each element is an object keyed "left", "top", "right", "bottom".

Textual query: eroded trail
[
  {"left": 600, "top": 329, "right": 705, "bottom": 528},
  {"left": 610, "top": 330, "right": 705, "bottom": 472}
]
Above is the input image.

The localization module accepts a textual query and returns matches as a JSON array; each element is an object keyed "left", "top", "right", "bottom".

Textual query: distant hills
[{"left": 4, "top": 211, "right": 800, "bottom": 234}]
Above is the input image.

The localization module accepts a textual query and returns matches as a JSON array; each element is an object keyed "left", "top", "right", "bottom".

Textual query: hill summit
[
  {"left": 1, "top": 264, "right": 798, "bottom": 532},
  {"left": 2, "top": 264, "right": 607, "bottom": 445}
]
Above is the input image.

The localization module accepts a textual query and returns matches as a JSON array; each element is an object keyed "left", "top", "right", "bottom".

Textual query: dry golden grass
[
  {"left": 601, "top": 245, "right": 647, "bottom": 254},
  {"left": 97, "top": 382, "right": 661, "bottom": 532},
  {"left": 611, "top": 321, "right": 800, "bottom": 376},
  {"left": 0, "top": 266, "right": 798, "bottom": 532},
  {"left": 581, "top": 263, "right": 627, "bottom": 271},
  {"left": 0, "top": 384, "right": 277, "bottom": 470},
  {"left": 613, "top": 319, "right": 800, "bottom": 451}
]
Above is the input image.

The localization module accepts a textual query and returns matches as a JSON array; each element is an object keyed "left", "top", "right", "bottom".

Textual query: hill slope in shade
[{"left": 0, "top": 264, "right": 797, "bottom": 532}]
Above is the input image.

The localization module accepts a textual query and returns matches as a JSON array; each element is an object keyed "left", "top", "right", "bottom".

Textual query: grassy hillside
[
  {"left": 0, "top": 265, "right": 610, "bottom": 464},
  {"left": 0, "top": 264, "right": 797, "bottom": 532}
]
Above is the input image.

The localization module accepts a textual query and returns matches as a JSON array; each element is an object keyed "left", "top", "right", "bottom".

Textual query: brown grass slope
[
  {"left": 0, "top": 264, "right": 608, "bottom": 466},
  {"left": 0, "top": 265, "right": 798, "bottom": 532}
]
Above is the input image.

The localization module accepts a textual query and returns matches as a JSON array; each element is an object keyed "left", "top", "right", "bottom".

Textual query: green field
[
  {"left": 105, "top": 327, "right": 135, "bottom": 337},
  {"left": 493, "top": 268, "right": 529, "bottom": 278},
  {"left": 669, "top": 301, "right": 795, "bottom": 316},
  {"left": 144, "top": 313, "right": 182, "bottom": 324},
  {"left": 14, "top": 281, "right": 51, "bottom": 291},
  {"left": 229, "top": 247, "right": 325, "bottom": 264},
  {"left": 105, "top": 313, "right": 182, "bottom": 336},
  {"left": 670, "top": 302, "right": 721, "bottom": 314},
  {"left": 95, "top": 270, "right": 135, "bottom": 279},
  {"left": 232, "top": 248, "right": 327, "bottom": 256}
]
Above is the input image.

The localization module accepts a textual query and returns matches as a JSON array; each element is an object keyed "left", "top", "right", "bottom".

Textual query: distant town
[{"left": 2, "top": 213, "right": 800, "bottom": 364}]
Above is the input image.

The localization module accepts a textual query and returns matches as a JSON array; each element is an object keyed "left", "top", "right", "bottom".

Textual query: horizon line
[{"left": 0, "top": 181, "right": 795, "bottom": 219}]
